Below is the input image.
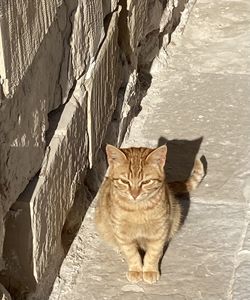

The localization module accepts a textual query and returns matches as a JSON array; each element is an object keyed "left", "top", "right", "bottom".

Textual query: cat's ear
[
  {"left": 106, "top": 144, "right": 127, "bottom": 165},
  {"left": 146, "top": 145, "right": 167, "bottom": 168}
]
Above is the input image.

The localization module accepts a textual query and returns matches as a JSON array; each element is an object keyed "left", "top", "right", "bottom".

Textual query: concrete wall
[{"left": 0, "top": 0, "right": 192, "bottom": 297}]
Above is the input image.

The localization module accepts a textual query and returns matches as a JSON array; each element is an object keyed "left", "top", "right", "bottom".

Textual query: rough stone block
[
  {"left": 126, "top": 0, "right": 148, "bottom": 53},
  {"left": 121, "top": 0, "right": 169, "bottom": 69},
  {"left": 1, "top": 196, "right": 36, "bottom": 292},
  {"left": 31, "top": 84, "right": 88, "bottom": 282},
  {"left": 0, "top": 0, "right": 63, "bottom": 98},
  {"left": 85, "top": 9, "right": 121, "bottom": 166},
  {"left": 102, "top": 0, "right": 119, "bottom": 17},
  {"left": 0, "top": 204, "right": 4, "bottom": 270},
  {"left": 0, "top": 2, "right": 75, "bottom": 230},
  {"left": 71, "top": 0, "right": 105, "bottom": 80},
  {"left": 0, "top": 283, "right": 11, "bottom": 300},
  {"left": 2, "top": 81, "right": 88, "bottom": 290},
  {"left": 143, "top": 0, "right": 163, "bottom": 36}
]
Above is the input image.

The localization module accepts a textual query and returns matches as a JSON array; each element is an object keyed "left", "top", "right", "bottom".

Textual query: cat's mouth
[
  {"left": 128, "top": 193, "right": 152, "bottom": 202},
  {"left": 129, "top": 187, "right": 162, "bottom": 202}
]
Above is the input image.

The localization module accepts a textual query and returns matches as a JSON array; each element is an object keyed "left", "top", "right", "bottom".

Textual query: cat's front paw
[
  {"left": 143, "top": 271, "right": 160, "bottom": 284},
  {"left": 126, "top": 271, "right": 143, "bottom": 283}
]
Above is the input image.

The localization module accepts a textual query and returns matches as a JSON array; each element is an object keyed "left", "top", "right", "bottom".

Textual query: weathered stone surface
[
  {"left": 232, "top": 219, "right": 250, "bottom": 300},
  {"left": 0, "top": 2, "right": 78, "bottom": 275},
  {"left": 0, "top": 283, "right": 11, "bottom": 300},
  {"left": 120, "top": 0, "right": 148, "bottom": 67},
  {"left": 233, "top": 261, "right": 250, "bottom": 300},
  {"left": 2, "top": 80, "right": 88, "bottom": 292},
  {"left": 144, "top": 0, "right": 163, "bottom": 36},
  {"left": 0, "top": 0, "right": 76, "bottom": 223},
  {"left": 30, "top": 82, "right": 88, "bottom": 281},
  {"left": 127, "top": 0, "right": 148, "bottom": 52},
  {"left": 71, "top": 0, "right": 105, "bottom": 80},
  {"left": 85, "top": 9, "right": 121, "bottom": 166},
  {"left": 0, "top": 0, "right": 63, "bottom": 98},
  {"left": 2, "top": 195, "right": 36, "bottom": 292},
  {"left": 49, "top": 200, "right": 245, "bottom": 300},
  {"left": 137, "top": 0, "right": 189, "bottom": 69},
  {"left": 151, "top": 0, "right": 195, "bottom": 72},
  {"left": 0, "top": 204, "right": 4, "bottom": 270},
  {"left": 102, "top": 0, "right": 119, "bottom": 17}
]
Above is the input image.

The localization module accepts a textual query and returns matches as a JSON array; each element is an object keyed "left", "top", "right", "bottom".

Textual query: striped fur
[
  {"left": 168, "top": 158, "right": 204, "bottom": 194},
  {"left": 95, "top": 144, "right": 204, "bottom": 284}
]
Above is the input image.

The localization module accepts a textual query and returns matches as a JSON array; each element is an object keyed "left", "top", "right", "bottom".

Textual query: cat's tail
[{"left": 168, "top": 158, "right": 205, "bottom": 194}]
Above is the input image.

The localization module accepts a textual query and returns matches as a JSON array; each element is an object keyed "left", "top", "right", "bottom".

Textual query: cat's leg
[
  {"left": 119, "top": 241, "right": 143, "bottom": 283},
  {"left": 142, "top": 239, "right": 165, "bottom": 284},
  {"left": 95, "top": 204, "right": 120, "bottom": 251}
]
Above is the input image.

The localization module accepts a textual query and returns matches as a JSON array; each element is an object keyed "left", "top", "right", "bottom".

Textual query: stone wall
[{"left": 0, "top": 0, "right": 193, "bottom": 298}]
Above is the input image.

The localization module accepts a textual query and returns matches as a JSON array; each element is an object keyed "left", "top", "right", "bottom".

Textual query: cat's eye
[
  {"left": 119, "top": 178, "right": 130, "bottom": 185},
  {"left": 142, "top": 179, "right": 153, "bottom": 185}
]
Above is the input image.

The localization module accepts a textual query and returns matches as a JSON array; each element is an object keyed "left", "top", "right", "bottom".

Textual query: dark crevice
[
  {"left": 45, "top": 79, "right": 76, "bottom": 147},
  {"left": 159, "top": 0, "right": 189, "bottom": 50},
  {"left": 0, "top": 174, "right": 40, "bottom": 299},
  {"left": 61, "top": 180, "right": 92, "bottom": 254},
  {"left": 118, "top": 0, "right": 133, "bottom": 66}
]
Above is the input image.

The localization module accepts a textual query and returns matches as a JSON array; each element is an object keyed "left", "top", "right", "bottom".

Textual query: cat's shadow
[
  {"left": 157, "top": 136, "right": 207, "bottom": 274},
  {"left": 158, "top": 136, "right": 207, "bottom": 224}
]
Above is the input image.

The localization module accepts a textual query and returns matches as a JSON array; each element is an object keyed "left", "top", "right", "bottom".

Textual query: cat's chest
[{"left": 114, "top": 211, "right": 167, "bottom": 239}]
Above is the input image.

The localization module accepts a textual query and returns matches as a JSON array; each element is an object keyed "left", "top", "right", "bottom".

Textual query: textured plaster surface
[{"left": 50, "top": 0, "right": 250, "bottom": 299}]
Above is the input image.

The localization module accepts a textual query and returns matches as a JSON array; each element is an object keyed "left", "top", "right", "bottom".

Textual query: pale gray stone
[
  {"left": 2, "top": 80, "right": 89, "bottom": 292},
  {"left": 70, "top": 0, "right": 105, "bottom": 80},
  {"left": 0, "top": 0, "right": 63, "bottom": 98},
  {"left": 30, "top": 81, "right": 89, "bottom": 282},
  {"left": 0, "top": 1, "right": 77, "bottom": 239},
  {"left": 233, "top": 261, "right": 250, "bottom": 300},
  {"left": 86, "top": 9, "right": 121, "bottom": 166},
  {"left": 242, "top": 223, "right": 250, "bottom": 252}
]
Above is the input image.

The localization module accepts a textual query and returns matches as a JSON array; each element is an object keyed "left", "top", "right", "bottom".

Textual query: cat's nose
[{"left": 130, "top": 188, "right": 140, "bottom": 199}]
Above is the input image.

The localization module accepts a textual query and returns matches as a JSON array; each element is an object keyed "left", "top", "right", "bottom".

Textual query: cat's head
[{"left": 106, "top": 144, "right": 167, "bottom": 201}]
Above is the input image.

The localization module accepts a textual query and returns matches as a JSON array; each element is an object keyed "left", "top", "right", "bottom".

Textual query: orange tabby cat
[{"left": 95, "top": 144, "right": 204, "bottom": 284}]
